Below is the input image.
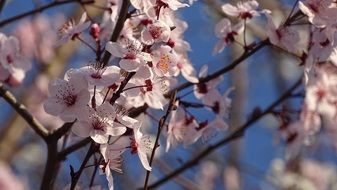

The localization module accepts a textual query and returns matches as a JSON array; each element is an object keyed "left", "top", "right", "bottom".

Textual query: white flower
[
  {"left": 222, "top": 0, "right": 260, "bottom": 20},
  {"left": 105, "top": 37, "right": 152, "bottom": 73},
  {"left": 56, "top": 12, "right": 91, "bottom": 46},
  {"left": 43, "top": 71, "right": 90, "bottom": 122},
  {"left": 130, "top": 123, "right": 152, "bottom": 171},
  {"left": 72, "top": 102, "right": 126, "bottom": 144}
]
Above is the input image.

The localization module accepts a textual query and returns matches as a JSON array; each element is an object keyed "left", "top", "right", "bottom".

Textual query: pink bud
[{"left": 90, "top": 23, "right": 100, "bottom": 40}]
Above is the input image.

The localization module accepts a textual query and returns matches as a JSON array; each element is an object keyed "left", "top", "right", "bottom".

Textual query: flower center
[
  {"left": 149, "top": 26, "right": 162, "bottom": 39},
  {"left": 157, "top": 55, "right": 170, "bottom": 74},
  {"left": 92, "top": 119, "right": 105, "bottom": 131},
  {"left": 63, "top": 94, "right": 77, "bottom": 107},
  {"left": 6, "top": 55, "right": 13, "bottom": 64},
  {"left": 130, "top": 138, "right": 138, "bottom": 154}
]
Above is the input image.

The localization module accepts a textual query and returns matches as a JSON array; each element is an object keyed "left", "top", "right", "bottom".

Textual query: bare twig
[
  {"left": 0, "top": 0, "right": 95, "bottom": 28},
  {"left": 70, "top": 142, "right": 96, "bottom": 190},
  {"left": 166, "top": 39, "right": 269, "bottom": 97},
  {"left": 0, "top": 0, "right": 6, "bottom": 14},
  {"left": 143, "top": 91, "right": 177, "bottom": 190},
  {"left": 101, "top": 0, "right": 130, "bottom": 67}
]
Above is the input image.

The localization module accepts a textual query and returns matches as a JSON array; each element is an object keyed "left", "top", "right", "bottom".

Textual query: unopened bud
[{"left": 90, "top": 23, "right": 100, "bottom": 40}]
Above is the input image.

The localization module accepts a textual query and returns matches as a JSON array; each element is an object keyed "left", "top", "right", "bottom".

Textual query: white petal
[
  {"left": 90, "top": 132, "right": 109, "bottom": 144},
  {"left": 119, "top": 59, "right": 140, "bottom": 71},
  {"left": 138, "top": 150, "right": 152, "bottom": 171},
  {"left": 72, "top": 121, "right": 91, "bottom": 137},
  {"left": 106, "top": 42, "right": 125, "bottom": 57},
  {"left": 106, "top": 126, "right": 127, "bottom": 136}
]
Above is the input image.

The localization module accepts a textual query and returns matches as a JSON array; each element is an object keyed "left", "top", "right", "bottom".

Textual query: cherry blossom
[
  {"left": 298, "top": 0, "right": 336, "bottom": 28},
  {"left": 76, "top": 64, "right": 122, "bottom": 91},
  {"left": 105, "top": 37, "right": 152, "bottom": 72},
  {"left": 100, "top": 144, "right": 124, "bottom": 190},
  {"left": 194, "top": 65, "right": 223, "bottom": 100},
  {"left": 130, "top": 122, "right": 153, "bottom": 171},
  {"left": 124, "top": 76, "right": 174, "bottom": 109},
  {"left": 221, "top": 0, "right": 260, "bottom": 20},
  {"left": 166, "top": 107, "right": 201, "bottom": 151},
  {"left": 140, "top": 20, "right": 171, "bottom": 45},
  {"left": 56, "top": 12, "right": 91, "bottom": 46},
  {"left": 0, "top": 33, "right": 31, "bottom": 85},
  {"left": 266, "top": 14, "right": 300, "bottom": 52},
  {"left": 43, "top": 71, "right": 90, "bottom": 122},
  {"left": 213, "top": 18, "right": 243, "bottom": 54},
  {"left": 173, "top": 55, "right": 198, "bottom": 83},
  {"left": 72, "top": 102, "right": 126, "bottom": 144},
  {"left": 151, "top": 45, "right": 178, "bottom": 77}
]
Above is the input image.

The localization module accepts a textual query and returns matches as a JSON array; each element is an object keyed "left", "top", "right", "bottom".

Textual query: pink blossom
[
  {"left": 77, "top": 65, "right": 122, "bottom": 91},
  {"left": 56, "top": 12, "right": 91, "bottom": 46},
  {"left": 166, "top": 107, "right": 201, "bottom": 151},
  {"left": 194, "top": 65, "right": 223, "bottom": 100},
  {"left": 141, "top": 20, "right": 171, "bottom": 45},
  {"left": 151, "top": 45, "right": 178, "bottom": 77},
  {"left": 298, "top": 0, "right": 336, "bottom": 28},
  {"left": 72, "top": 102, "right": 126, "bottom": 144},
  {"left": 124, "top": 76, "right": 174, "bottom": 109},
  {"left": 213, "top": 18, "right": 243, "bottom": 54},
  {"left": 222, "top": 0, "right": 260, "bottom": 20},
  {"left": 0, "top": 34, "right": 31, "bottom": 85},
  {"left": 43, "top": 71, "right": 90, "bottom": 122},
  {"left": 106, "top": 37, "right": 152, "bottom": 73},
  {"left": 266, "top": 14, "right": 300, "bottom": 52},
  {"left": 0, "top": 162, "right": 27, "bottom": 190},
  {"left": 130, "top": 122, "right": 153, "bottom": 171},
  {"left": 100, "top": 144, "right": 124, "bottom": 190},
  {"left": 174, "top": 55, "right": 198, "bottom": 83}
]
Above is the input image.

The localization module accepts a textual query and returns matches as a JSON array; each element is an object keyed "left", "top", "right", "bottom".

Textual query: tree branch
[
  {"left": 166, "top": 39, "right": 269, "bottom": 98},
  {"left": 0, "top": 83, "right": 49, "bottom": 140},
  {"left": 101, "top": 0, "right": 130, "bottom": 67},
  {"left": 147, "top": 77, "right": 303, "bottom": 189},
  {"left": 0, "top": 0, "right": 95, "bottom": 28},
  {"left": 143, "top": 91, "right": 177, "bottom": 190}
]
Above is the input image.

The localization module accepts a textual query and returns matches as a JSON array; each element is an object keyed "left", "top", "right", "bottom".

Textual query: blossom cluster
[{"left": 38, "top": 0, "right": 235, "bottom": 189}]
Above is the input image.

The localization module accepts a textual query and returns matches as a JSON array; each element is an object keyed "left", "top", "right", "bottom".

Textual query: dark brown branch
[
  {"left": 101, "top": 0, "right": 130, "bottom": 67},
  {"left": 52, "top": 121, "right": 76, "bottom": 139},
  {"left": 147, "top": 77, "right": 303, "bottom": 189},
  {"left": 0, "top": 0, "right": 95, "bottom": 28},
  {"left": 70, "top": 142, "right": 96, "bottom": 190},
  {"left": 143, "top": 91, "right": 177, "bottom": 190},
  {"left": 110, "top": 72, "right": 136, "bottom": 105},
  {"left": 40, "top": 138, "right": 58, "bottom": 190},
  {"left": 0, "top": 0, "right": 6, "bottom": 14},
  {"left": 0, "top": 83, "right": 49, "bottom": 140}
]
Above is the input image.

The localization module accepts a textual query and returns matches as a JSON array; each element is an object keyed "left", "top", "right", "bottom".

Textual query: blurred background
[{"left": 0, "top": 0, "right": 336, "bottom": 190}]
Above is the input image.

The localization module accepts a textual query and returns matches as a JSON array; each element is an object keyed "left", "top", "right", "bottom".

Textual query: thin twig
[
  {"left": 0, "top": 0, "right": 95, "bottom": 28},
  {"left": 58, "top": 137, "right": 92, "bottom": 160},
  {"left": 166, "top": 39, "right": 269, "bottom": 97},
  {"left": 0, "top": 0, "right": 6, "bottom": 14},
  {"left": 70, "top": 142, "right": 96, "bottom": 190},
  {"left": 101, "top": 0, "right": 130, "bottom": 67},
  {"left": 0, "top": 83, "right": 49, "bottom": 140},
  {"left": 147, "top": 78, "right": 303, "bottom": 189},
  {"left": 143, "top": 91, "right": 177, "bottom": 190}
]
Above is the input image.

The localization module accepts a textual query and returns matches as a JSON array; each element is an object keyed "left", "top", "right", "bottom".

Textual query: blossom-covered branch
[
  {"left": 0, "top": 83, "right": 49, "bottom": 140},
  {"left": 0, "top": 0, "right": 95, "bottom": 28},
  {"left": 147, "top": 77, "right": 303, "bottom": 189}
]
